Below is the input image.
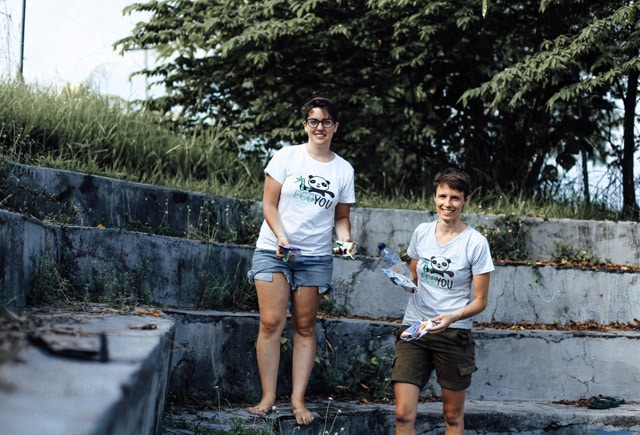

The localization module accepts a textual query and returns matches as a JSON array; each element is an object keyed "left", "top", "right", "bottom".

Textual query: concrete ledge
[
  {"left": 332, "top": 256, "right": 640, "bottom": 323},
  {"left": 166, "top": 310, "right": 640, "bottom": 404},
  {"left": 2, "top": 209, "right": 638, "bottom": 324},
  {"left": 164, "top": 395, "right": 640, "bottom": 434},
  {"left": 0, "top": 310, "right": 175, "bottom": 435},
  {"left": 5, "top": 162, "right": 640, "bottom": 266}
]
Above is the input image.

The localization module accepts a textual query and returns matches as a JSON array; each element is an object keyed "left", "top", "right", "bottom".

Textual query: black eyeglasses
[{"left": 305, "top": 118, "right": 335, "bottom": 128}]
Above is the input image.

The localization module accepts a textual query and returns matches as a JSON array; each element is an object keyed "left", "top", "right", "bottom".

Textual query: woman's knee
[
  {"left": 291, "top": 320, "right": 317, "bottom": 338},
  {"left": 395, "top": 404, "right": 416, "bottom": 425},
  {"left": 259, "top": 316, "right": 286, "bottom": 335},
  {"left": 442, "top": 406, "right": 464, "bottom": 427}
]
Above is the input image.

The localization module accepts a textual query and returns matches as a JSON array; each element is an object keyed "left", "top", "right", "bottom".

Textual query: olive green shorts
[{"left": 391, "top": 326, "right": 477, "bottom": 391}]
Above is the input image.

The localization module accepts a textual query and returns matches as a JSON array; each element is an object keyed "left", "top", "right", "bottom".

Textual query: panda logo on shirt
[
  {"left": 306, "top": 175, "right": 335, "bottom": 198},
  {"left": 429, "top": 256, "right": 454, "bottom": 277}
]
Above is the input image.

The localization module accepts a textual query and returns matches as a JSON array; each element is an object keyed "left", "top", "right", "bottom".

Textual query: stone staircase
[{"left": 1, "top": 163, "right": 639, "bottom": 434}]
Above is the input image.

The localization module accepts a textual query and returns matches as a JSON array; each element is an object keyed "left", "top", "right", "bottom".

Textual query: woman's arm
[
  {"left": 262, "top": 174, "right": 288, "bottom": 255},
  {"left": 333, "top": 203, "right": 352, "bottom": 242},
  {"left": 430, "top": 272, "right": 490, "bottom": 330}
]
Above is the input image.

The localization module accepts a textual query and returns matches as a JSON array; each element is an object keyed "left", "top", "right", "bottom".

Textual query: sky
[{"left": 0, "top": 0, "right": 151, "bottom": 100}]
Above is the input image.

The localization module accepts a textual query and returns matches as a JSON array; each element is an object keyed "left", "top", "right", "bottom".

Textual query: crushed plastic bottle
[
  {"left": 378, "top": 243, "right": 417, "bottom": 292},
  {"left": 378, "top": 243, "right": 413, "bottom": 278}
]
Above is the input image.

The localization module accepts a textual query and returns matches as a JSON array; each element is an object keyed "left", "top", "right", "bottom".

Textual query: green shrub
[{"left": 477, "top": 214, "right": 529, "bottom": 261}]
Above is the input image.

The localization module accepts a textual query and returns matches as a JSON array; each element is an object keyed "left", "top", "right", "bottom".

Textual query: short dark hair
[
  {"left": 433, "top": 168, "right": 471, "bottom": 198},
  {"left": 301, "top": 97, "right": 339, "bottom": 122}
]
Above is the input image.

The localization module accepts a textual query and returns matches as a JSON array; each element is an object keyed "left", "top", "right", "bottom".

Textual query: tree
[
  {"left": 116, "top": 0, "right": 633, "bottom": 215},
  {"left": 461, "top": 0, "right": 640, "bottom": 219}
]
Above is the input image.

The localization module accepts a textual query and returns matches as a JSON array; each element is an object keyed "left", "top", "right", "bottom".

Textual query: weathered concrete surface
[
  {"left": 2, "top": 209, "right": 639, "bottom": 324},
  {"left": 2, "top": 163, "right": 261, "bottom": 243},
  {"left": 0, "top": 210, "right": 61, "bottom": 307},
  {"left": 164, "top": 399, "right": 640, "bottom": 434},
  {"left": 350, "top": 207, "right": 640, "bottom": 266},
  {"left": 165, "top": 310, "right": 640, "bottom": 404},
  {"left": 4, "top": 163, "right": 640, "bottom": 266},
  {"left": 0, "top": 311, "right": 175, "bottom": 435},
  {"left": 64, "top": 226, "right": 252, "bottom": 308},
  {"left": 332, "top": 255, "right": 640, "bottom": 323}
]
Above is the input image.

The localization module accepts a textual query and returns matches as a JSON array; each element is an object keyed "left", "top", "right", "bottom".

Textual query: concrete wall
[
  {"left": 4, "top": 163, "right": 640, "bottom": 266},
  {"left": 2, "top": 163, "right": 640, "bottom": 432},
  {"left": 166, "top": 310, "right": 640, "bottom": 403},
  {"left": 350, "top": 207, "right": 640, "bottom": 266},
  {"left": 2, "top": 208, "right": 639, "bottom": 325},
  {"left": 0, "top": 210, "right": 61, "bottom": 307}
]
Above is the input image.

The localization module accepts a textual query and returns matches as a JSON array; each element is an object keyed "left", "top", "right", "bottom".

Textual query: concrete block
[
  {"left": 164, "top": 310, "right": 640, "bottom": 404},
  {"left": 0, "top": 312, "right": 175, "bottom": 435}
]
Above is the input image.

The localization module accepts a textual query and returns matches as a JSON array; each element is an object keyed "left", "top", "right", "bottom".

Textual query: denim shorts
[
  {"left": 391, "top": 326, "right": 477, "bottom": 391},
  {"left": 247, "top": 248, "right": 333, "bottom": 294}
]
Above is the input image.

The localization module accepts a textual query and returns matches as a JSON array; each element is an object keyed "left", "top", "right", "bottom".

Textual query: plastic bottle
[{"left": 378, "top": 243, "right": 413, "bottom": 278}]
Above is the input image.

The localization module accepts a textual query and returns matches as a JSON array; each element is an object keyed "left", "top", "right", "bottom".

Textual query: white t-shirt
[
  {"left": 256, "top": 144, "right": 356, "bottom": 256},
  {"left": 403, "top": 221, "right": 494, "bottom": 329}
]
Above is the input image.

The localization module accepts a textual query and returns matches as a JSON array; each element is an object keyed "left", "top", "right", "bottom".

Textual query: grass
[{"left": 0, "top": 79, "right": 626, "bottom": 222}]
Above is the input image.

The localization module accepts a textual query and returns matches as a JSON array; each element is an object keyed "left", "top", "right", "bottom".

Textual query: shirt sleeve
[{"left": 264, "top": 148, "right": 288, "bottom": 184}]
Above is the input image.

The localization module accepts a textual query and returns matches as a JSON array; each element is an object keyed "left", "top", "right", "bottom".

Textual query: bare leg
[
  {"left": 441, "top": 387, "right": 466, "bottom": 435},
  {"left": 248, "top": 273, "right": 290, "bottom": 416},
  {"left": 289, "top": 286, "right": 321, "bottom": 425},
  {"left": 394, "top": 382, "right": 420, "bottom": 435}
]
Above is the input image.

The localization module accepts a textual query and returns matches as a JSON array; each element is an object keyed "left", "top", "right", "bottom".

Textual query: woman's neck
[
  {"left": 435, "top": 219, "right": 467, "bottom": 244},
  {"left": 305, "top": 142, "right": 334, "bottom": 162}
]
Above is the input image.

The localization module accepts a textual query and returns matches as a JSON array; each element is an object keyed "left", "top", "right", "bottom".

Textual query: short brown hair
[
  {"left": 433, "top": 168, "right": 471, "bottom": 198},
  {"left": 301, "top": 97, "right": 339, "bottom": 122}
]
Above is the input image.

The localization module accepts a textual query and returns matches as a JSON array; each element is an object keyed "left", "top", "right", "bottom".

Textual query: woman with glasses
[{"left": 247, "top": 97, "right": 356, "bottom": 425}]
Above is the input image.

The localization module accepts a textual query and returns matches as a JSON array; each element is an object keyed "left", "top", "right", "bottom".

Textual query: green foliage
[
  {"left": 477, "top": 214, "right": 530, "bottom": 261},
  {"left": 461, "top": 1, "right": 639, "bottom": 217},
  {"left": 27, "top": 254, "right": 153, "bottom": 309},
  {"left": 199, "top": 259, "right": 257, "bottom": 311},
  {"left": 0, "top": 46, "right": 630, "bottom": 230},
  {"left": 27, "top": 258, "right": 77, "bottom": 306},
  {"left": 312, "top": 337, "right": 393, "bottom": 402},
  {"left": 319, "top": 294, "right": 348, "bottom": 317},
  {"left": 550, "top": 240, "right": 605, "bottom": 265},
  {"left": 117, "top": 0, "right": 611, "bottom": 200},
  {"left": 83, "top": 261, "right": 152, "bottom": 309},
  {"left": 0, "top": 80, "right": 264, "bottom": 200}
]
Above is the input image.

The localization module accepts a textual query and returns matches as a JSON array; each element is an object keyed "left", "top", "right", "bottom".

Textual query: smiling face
[
  {"left": 434, "top": 183, "right": 469, "bottom": 224},
  {"left": 304, "top": 107, "right": 338, "bottom": 148}
]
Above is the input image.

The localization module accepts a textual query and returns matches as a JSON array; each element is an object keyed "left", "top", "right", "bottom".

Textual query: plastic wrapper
[
  {"left": 278, "top": 244, "right": 301, "bottom": 262},
  {"left": 400, "top": 319, "right": 436, "bottom": 341},
  {"left": 381, "top": 268, "right": 417, "bottom": 292},
  {"left": 333, "top": 241, "right": 358, "bottom": 259}
]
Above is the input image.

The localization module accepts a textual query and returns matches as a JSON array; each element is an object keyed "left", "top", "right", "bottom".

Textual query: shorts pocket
[
  {"left": 458, "top": 363, "right": 477, "bottom": 377},
  {"left": 391, "top": 356, "right": 398, "bottom": 369}
]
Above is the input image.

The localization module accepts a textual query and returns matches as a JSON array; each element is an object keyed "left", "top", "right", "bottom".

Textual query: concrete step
[
  {"left": 166, "top": 310, "right": 640, "bottom": 404},
  {"left": 1, "top": 308, "right": 638, "bottom": 435},
  {"left": 0, "top": 308, "right": 175, "bottom": 435},
  {"left": 5, "top": 162, "right": 640, "bottom": 267},
  {"left": 162, "top": 399, "right": 640, "bottom": 434},
  {"left": 3, "top": 208, "right": 639, "bottom": 325}
]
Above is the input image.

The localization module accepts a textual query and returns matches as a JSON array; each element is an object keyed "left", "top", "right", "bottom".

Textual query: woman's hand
[
  {"left": 275, "top": 237, "right": 290, "bottom": 258},
  {"left": 425, "top": 311, "right": 461, "bottom": 333}
]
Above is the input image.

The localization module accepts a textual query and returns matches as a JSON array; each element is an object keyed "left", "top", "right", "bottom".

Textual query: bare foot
[
  {"left": 292, "top": 406, "right": 314, "bottom": 425},
  {"left": 248, "top": 403, "right": 275, "bottom": 417}
]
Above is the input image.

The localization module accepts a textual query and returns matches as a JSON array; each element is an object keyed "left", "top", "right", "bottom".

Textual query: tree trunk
[{"left": 621, "top": 68, "right": 639, "bottom": 220}]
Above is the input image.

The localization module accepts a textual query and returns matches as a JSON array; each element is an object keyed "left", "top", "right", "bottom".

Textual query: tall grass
[
  {"left": 0, "top": 79, "right": 621, "bottom": 220},
  {"left": 0, "top": 80, "right": 264, "bottom": 199}
]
